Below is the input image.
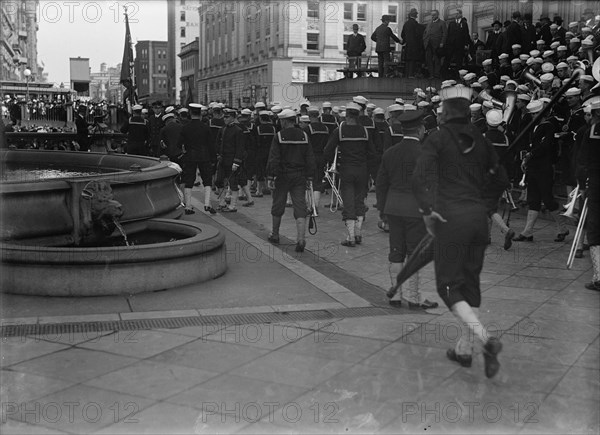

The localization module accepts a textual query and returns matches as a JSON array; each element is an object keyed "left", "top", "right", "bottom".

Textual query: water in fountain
[{"left": 112, "top": 218, "right": 130, "bottom": 246}]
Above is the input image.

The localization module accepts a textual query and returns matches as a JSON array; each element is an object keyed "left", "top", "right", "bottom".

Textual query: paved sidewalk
[{"left": 1, "top": 188, "right": 598, "bottom": 434}]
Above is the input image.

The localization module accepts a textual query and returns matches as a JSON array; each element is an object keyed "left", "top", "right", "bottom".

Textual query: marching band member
[
  {"left": 215, "top": 108, "right": 246, "bottom": 213},
  {"left": 253, "top": 111, "right": 277, "bottom": 198},
  {"left": 304, "top": 106, "right": 330, "bottom": 212}
]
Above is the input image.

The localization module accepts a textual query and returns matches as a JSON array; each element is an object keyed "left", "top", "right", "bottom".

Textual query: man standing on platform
[
  {"left": 445, "top": 9, "right": 470, "bottom": 73},
  {"left": 401, "top": 8, "right": 425, "bottom": 79},
  {"left": 371, "top": 15, "right": 401, "bottom": 78},
  {"left": 346, "top": 24, "right": 366, "bottom": 79},
  {"left": 411, "top": 85, "right": 507, "bottom": 378},
  {"left": 423, "top": 9, "right": 446, "bottom": 79}
]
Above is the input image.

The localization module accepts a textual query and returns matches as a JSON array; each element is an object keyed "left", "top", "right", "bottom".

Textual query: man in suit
[
  {"left": 346, "top": 23, "right": 367, "bottom": 78},
  {"left": 423, "top": 9, "right": 446, "bottom": 79},
  {"left": 485, "top": 21, "right": 503, "bottom": 60},
  {"left": 503, "top": 11, "right": 523, "bottom": 56},
  {"left": 371, "top": 15, "right": 401, "bottom": 78},
  {"left": 401, "top": 8, "right": 425, "bottom": 79},
  {"left": 445, "top": 8, "right": 471, "bottom": 72},
  {"left": 469, "top": 32, "right": 485, "bottom": 65}
]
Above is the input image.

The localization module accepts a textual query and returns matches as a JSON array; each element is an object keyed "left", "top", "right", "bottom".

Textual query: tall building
[
  {"left": 135, "top": 41, "right": 170, "bottom": 105},
  {"left": 197, "top": 0, "right": 597, "bottom": 108},
  {"left": 167, "top": 0, "right": 201, "bottom": 105},
  {"left": 1, "top": 0, "right": 42, "bottom": 82},
  {"left": 179, "top": 38, "right": 199, "bottom": 104}
]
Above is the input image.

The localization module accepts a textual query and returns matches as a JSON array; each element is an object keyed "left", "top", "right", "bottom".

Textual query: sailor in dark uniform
[
  {"left": 74, "top": 105, "right": 91, "bottom": 152},
  {"left": 385, "top": 104, "right": 405, "bottom": 151},
  {"left": 412, "top": 85, "right": 507, "bottom": 378},
  {"left": 324, "top": 102, "right": 376, "bottom": 247},
  {"left": 148, "top": 101, "right": 164, "bottom": 157},
  {"left": 266, "top": 109, "right": 316, "bottom": 253},
  {"left": 513, "top": 100, "right": 569, "bottom": 242},
  {"left": 557, "top": 88, "right": 586, "bottom": 198},
  {"left": 319, "top": 102, "right": 339, "bottom": 134},
  {"left": 252, "top": 111, "right": 277, "bottom": 197},
  {"left": 377, "top": 110, "right": 439, "bottom": 310},
  {"left": 470, "top": 103, "right": 488, "bottom": 134},
  {"left": 237, "top": 108, "right": 257, "bottom": 207},
  {"left": 120, "top": 104, "right": 149, "bottom": 156},
  {"left": 215, "top": 108, "right": 246, "bottom": 212},
  {"left": 304, "top": 106, "right": 330, "bottom": 211},
  {"left": 178, "top": 103, "right": 216, "bottom": 214}
]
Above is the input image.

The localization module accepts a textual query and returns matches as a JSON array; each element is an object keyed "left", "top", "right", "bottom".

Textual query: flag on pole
[
  {"left": 184, "top": 77, "right": 194, "bottom": 107},
  {"left": 120, "top": 8, "right": 136, "bottom": 105}
]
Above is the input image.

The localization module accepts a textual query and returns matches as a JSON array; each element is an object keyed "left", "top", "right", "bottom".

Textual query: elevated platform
[{"left": 303, "top": 77, "right": 443, "bottom": 108}]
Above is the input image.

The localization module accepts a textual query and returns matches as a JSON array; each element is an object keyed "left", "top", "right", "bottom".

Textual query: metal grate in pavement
[{"left": 1, "top": 306, "right": 405, "bottom": 338}]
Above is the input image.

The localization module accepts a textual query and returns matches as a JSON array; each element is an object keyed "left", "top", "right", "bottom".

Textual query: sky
[{"left": 37, "top": 0, "right": 167, "bottom": 85}]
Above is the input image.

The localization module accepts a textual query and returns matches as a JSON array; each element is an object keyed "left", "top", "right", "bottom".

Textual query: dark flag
[
  {"left": 184, "top": 77, "right": 194, "bottom": 107},
  {"left": 120, "top": 9, "right": 135, "bottom": 105}
]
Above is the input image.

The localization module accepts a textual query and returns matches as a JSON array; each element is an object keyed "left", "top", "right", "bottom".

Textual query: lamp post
[{"left": 23, "top": 67, "right": 31, "bottom": 101}]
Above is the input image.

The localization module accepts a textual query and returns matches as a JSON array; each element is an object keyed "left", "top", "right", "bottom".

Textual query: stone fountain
[{"left": 0, "top": 149, "right": 227, "bottom": 296}]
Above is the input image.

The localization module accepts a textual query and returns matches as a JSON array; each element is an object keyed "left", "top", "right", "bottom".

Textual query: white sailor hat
[
  {"left": 258, "top": 110, "right": 270, "bottom": 116},
  {"left": 486, "top": 109, "right": 503, "bottom": 126},
  {"left": 346, "top": 102, "right": 362, "bottom": 112},
  {"left": 307, "top": 106, "right": 320, "bottom": 113},
  {"left": 533, "top": 57, "right": 544, "bottom": 64},
  {"left": 271, "top": 105, "right": 282, "bottom": 113},
  {"left": 322, "top": 102, "right": 332, "bottom": 108},
  {"left": 417, "top": 101, "right": 430, "bottom": 108},
  {"left": 332, "top": 106, "right": 340, "bottom": 113},
  {"left": 132, "top": 104, "right": 143, "bottom": 111},
  {"left": 373, "top": 107, "right": 385, "bottom": 115},
  {"left": 417, "top": 91, "right": 427, "bottom": 98},
  {"left": 459, "top": 69, "right": 468, "bottom": 76},
  {"left": 512, "top": 44, "right": 522, "bottom": 50},
  {"left": 566, "top": 31, "right": 575, "bottom": 38},
  {"left": 478, "top": 76, "right": 489, "bottom": 84},
  {"left": 464, "top": 73, "right": 477, "bottom": 81},
  {"left": 413, "top": 87, "right": 423, "bottom": 93},
  {"left": 519, "top": 54, "right": 530, "bottom": 61},
  {"left": 569, "top": 21, "right": 578, "bottom": 27},
  {"left": 556, "top": 62, "right": 569, "bottom": 69},
  {"left": 493, "top": 84, "right": 504, "bottom": 91},
  {"left": 500, "top": 75, "right": 511, "bottom": 82},
  {"left": 565, "top": 88, "right": 581, "bottom": 97},
  {"left": 387, "top": 104, "right": 404, "bottom": 113},
  {"left": 536, "top": 39, "right": 545, "bottom": 45},
  {"left": 539, "top": 97, "right": 551, "bottom": 104},
  {"left": 540, "top": 73, "right": 555, "bottom": 83},
  {"left": 582, "top": 27, "right": 592, "bottom": 33},
  {"left": 584, "top": 96, "right": 600, "bottom": 110},
  {"left": 550, "top": 23, "right": 558, "bottom": 30},
  {"left": 278, "top": 109, "right": 297, "bottom": 119},
  {"left": 542, "top": 50, "right": 555, "bottom": 58},
  {"left": 542, "top": 62, "right": 555, "bottom": 73},
  {"left": 440, "top": 85, "right": 472, "bottom": 101},
  {"left": 366, "top": 103, "right": 377, "bottom": 109},
  {"left": 240, "top": 108, "right": 253, "bottom": 116},
  {"left": 529, "top": 50, "right": 540, "bottom": 57},
  {"left": 471, "top": 82, "right": 482, "bottom": 89},
  {"left": 441, "top": 81, "right": 453, "bottom": 89},
  {"left": 517, "top": 84, "right": 530, "bottom": 93},
  {"left": 255, "top": 102, "right": 266, "bottom": 109},
  {"left": 567, "top": 55, "right": 579, "bottom": 62},
  {"left": 499, "top": 53, "right": 510, "bottom": 60},
  {"left": 164, "top": 106, "right": 175, "bottom": 114},
  {"left": 517, "top": 93, "right": 532, "bottom": 101},
  {"left": 177, "top": 108, "right": 189, "bottom": 114},
  {"left": 526, "top": 57, "right": 536, "bottom": 66},
  {"left": 141, "top": 108, "right": 148, "bottom": 114},
  {"left": 352, "top": 95, "right": 368, "bottom": 105},
  {"left": 557, "top": 45, "right": 567, "bottom": 51},
  {"left": 299, "top": 115, "right": 310, "bottom": 122},
  {"left": 526, "top": 100, "right": 544, "bottom": 113},
  {"left": 188, "top": 102, "right": 201, "bottom": 109},
  {"left": 425, "top": 86, "right": 437, "bottom": 93},
  {"left": 340, "top": 105, "right": 346, "bottom": 110},
  {"left": 482, "top": 59, "right": 493, "bottom": 66},
  {"left": 300, "top": 101, "right": 310, "bottom": 107},
  {"left": 580, "top": 75, "right": 595, "bottom": 83},
  {"left": 582, "top": 38, "right": 594, "bottom": 47},
  {"left": 395, "top": 97, "right": 405, "bottom": 104},
  {"left": 448, "top": 80, "right": 457, "bottom": 86},
  {"left": 431, "top": 95, "right": 441, "bottom": 103},
  {"left": 511, "top": 58, "right": 522, "bottom": 65},
  {"left": 403, "top": 104, "right": 417, "bottom": 111},
  {"left": 469, "top": 103, "right": 482, "bottom": 112},
  {"left": 482, "top": 100, "right": 495, "bottom": 109},
  {"left": 162, "top": 113, "right": 175, "bottom": 121},
  {"left": 570, "top": 38, "right": 581, "bottom": 44},
  {"left": 506, "top": 80, "right": 518, "bottom": 87}
]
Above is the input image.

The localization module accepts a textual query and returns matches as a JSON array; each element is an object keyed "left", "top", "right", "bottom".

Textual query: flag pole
[{"left": 120, "top": 5, "right": 136, "bottom": 113}]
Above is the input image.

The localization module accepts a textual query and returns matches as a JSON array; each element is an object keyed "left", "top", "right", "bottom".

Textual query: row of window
[{"left": 140, "top": 63, "right": 167, "bottom": 73}]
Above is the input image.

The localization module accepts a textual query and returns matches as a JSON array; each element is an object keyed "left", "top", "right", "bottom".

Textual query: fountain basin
[
  {"left": 1, "top": 149, "right": 183, "bottom": 245},
  {"left": 0, "top": 219, "right": 227, "bottom": 296}
]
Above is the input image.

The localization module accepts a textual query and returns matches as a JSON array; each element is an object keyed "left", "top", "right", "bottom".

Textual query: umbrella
[{"left": 386, "top": 233, "right": 434, "bottom": 299}]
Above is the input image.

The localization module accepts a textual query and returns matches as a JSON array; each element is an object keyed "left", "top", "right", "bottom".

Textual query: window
[
  {"left": 307, "top": 66, "right": 320, "bottom": 83},
  {"left": 181, "top": 27, "right": 186, "bottom": 38},
  {"left": 307, "top": 32, "right": 319, "bottom": 50},
  {"left": 357, "top": 3, "right": 366, "bottom": 21},
  {"left": 343, "top": 3, "right": 353, "bottom": 20},
  {"left": 343, "top": 34, "right": 350, "bottom": 51},
  {"left": 388, "top": 5, "right": 397, "bottom": 23},
  {"left": 307, "top": 1, "right": 319, "bottom": 19},
  {"left": 180, "top": 11, "right": 185, "bottom": 22}
]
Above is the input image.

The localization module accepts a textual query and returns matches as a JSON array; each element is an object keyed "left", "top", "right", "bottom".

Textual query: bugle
[
  {"left": 306, "top": 181, "right": 318, "bottom": 235},
  {"left": 324, "top": 147, "right": 343, "bottom": 212},
  {"left": 567, "top": 197, "right": 588, "bottom": 269},
  {"left": 561, "top": 185, "right": 580, "bottom": 219}
]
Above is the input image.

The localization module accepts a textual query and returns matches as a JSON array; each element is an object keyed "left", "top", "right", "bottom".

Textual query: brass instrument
[
  {"left": 567, "top": 197, "right": 588, "bottom": 269},
  {"left": 523, "top": 70, "right": 542, "bottom": 88},
  {"left": 501, "top": 90, "right": 517, "bottom": 125},
  {"left": 306, "top": 180, "right": 318, "bottom": 234},
  {"left": 324, "top": 147, "right": 343, "bottom": 212},
  {"left": 561, "top": 185, "right": 580, "bottom": 219}
]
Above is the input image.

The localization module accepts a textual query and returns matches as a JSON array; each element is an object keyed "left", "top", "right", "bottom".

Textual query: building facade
[
  {"left": 196, "top": 0, "right": 598, "bottom": 108},
  {"left": 135, "top": 41, "right": 170, "bottom": 105},
  {"left": 179, "top": 38, "right": 199, "bottom": 104},
  {"left": 1, "top": 0, "right": 42, "bottom": 83},
  {"left": 168, "top": 0, "right": 201, "bottom": 105},
  {"left": 89, "top": 62, "right": 123, "bottom": 103}
]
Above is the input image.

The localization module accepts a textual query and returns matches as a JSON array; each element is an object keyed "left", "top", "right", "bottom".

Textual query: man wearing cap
[
  {"left": 147, "top": 101, "right": 164, "bottom": 157},
  {"left": 502, "top": 12, "right": 523, "bottom": 57},
  {"left": 120, "top": 104, "right": 149, "bottom": 156},
  {"left": 237, "top": 109, "right": 258, "bottom": 206},
  {"left": 253, "top": 111, "right": 277, "bottom": 198},
  {"left": 346, "top": 23, "right": 367, "bottom": 78},
  {"left": 214, "top": 109, "right": 247, "bottom": 212},
  {"left": 377, "top": 110, "right": 438, "bottom": 310},
  {"left": 411, "top": 84, "right": 507, "bottom": 378},
  {"left": 482, "top": 59, "right": 499, "bottom": 87},
  {"left": 445, "top": 8, "right": 470, "bottom": 71},
  {"left": 423, "top": 9, "right": 447, "bottom": 79},
  {"left": 521, "top": 13, "right": 537, "bottom": 53},
  {"left": 580, "top": 75, "right": 596, "bottom": 101},
  {"left": 401, "top": 8, "right": 425, "bottom": 79},
  {"left": 485, "top": 20, "right": 503, "bottom": 59},
  {"left": 540, "top": 16, "right": 553, "bottom": 46},
  {"left": 498, "top": 53, "right": 512, "bottom": 77},
  {"left": 319, "top": 103, "right": 338, "bottom": 133},
  {"left": 576, "top": 100, "right": 600, "bottom": 290},
  {"left": 74, "top": 105, "right": 91, "bottom": 152},
  {"left": 386, "top": 104, "right": 405, "bottom": 151},
  {"left": 371, "top": 15, "right": 401, "bottom": 78},
  {"left": 324, "top": 102, "right": 376, "bottom": 246},
  {"left": 266, "top": 109, "right": 316, "bottom": 252},
  {"left": 558, "top": 88, "right": 586, "bottom": 198},
  {"left": 513, "top": 100, "right": 569, "bottom": 242},
  {"left": 178, "top": 103, "right": 216, "bottom": 215},
  {"left": 303, "top": 106, "right": 330, "bottom": 211},
  {"left": 470, "top": 103, "right": 487, "bottom": 133},
  {"left": 159, "top": 112, "right": 183, "bottom": 162}
]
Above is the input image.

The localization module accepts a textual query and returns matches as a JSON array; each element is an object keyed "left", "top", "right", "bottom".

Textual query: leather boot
[
  {"left": 388, "top": 262, "right": 403, "bottom": 306},
  {"left": 203, "top": 186, "right": 216, "bottom": 214},
  {"left": 295, "top": 218, "right": 306, "bottom": 252},
  {"left": 269, "top": 215, "right": 282, "bottom": 244},
  {"left": 341, "top": 220, "right": 356, "bottom": 247},
  {"left": 551, "top": 209, "right": 569, "bottom": 242},
  {"left": 355, "top": 216, "right": 364, "bottom": 244}
]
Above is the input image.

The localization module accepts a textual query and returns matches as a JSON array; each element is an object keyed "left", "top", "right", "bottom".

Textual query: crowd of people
[{"left": 349, "top": 9, "right": 600, "bottom": 80}]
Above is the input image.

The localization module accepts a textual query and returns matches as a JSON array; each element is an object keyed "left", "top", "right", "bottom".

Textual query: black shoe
[
  {"left": 403, "top": 298, "right": 439, "bottom": 310},
  {"left": 388, "top": 300, "right": 402, "bottom": 308},
  {"left": 504, "top": 229, "right": 515, "bottom": 250},
  {"left": 446, "top": 349, "right": 472, "bottom": 368},
  {"left": 483, "top": 337, "right": 502, "bottom": 378},
  {"left": 355, "top": 235, "right": 362, "bottom": 245},
  {"left": 575, "top": 249, "right": 584, "bottom": 259},
  {"left": 585, "top": 281, "right": 600, "bottom": 291},
  {"left": 251, "top": 193, "right": 264, "bottom": 198},
  {"left": 184, "top": 208, "right": 195, "bottom": 215},
  {"left": 341, "top": 239, "right": 356, "bottom": 247},
  {"left": 583, "top": 243, "right": 590, "bottom": 251},
  {"left": 268, "top": 234, "right": 280, "bottom": 244},
  {"left": 513, "top": 234, "right": 533, "bottom": 242},
  {"left": 554, "top": 230, "right": 570, "bottom": 242},
  {"left": 193, "top": 181, "right": 201, "bottom": 187},
  {"left": 295, "top": 240, "right": 306, "bottom": 252},
  {"left": 204, "top": 206, "right": 217, "bottom": 215},
  {"left": 242, "top": 201, "right": 255, "bottom": 207},
  {"left": 221, "top": 207, "right": 237, "bottom": 213}
]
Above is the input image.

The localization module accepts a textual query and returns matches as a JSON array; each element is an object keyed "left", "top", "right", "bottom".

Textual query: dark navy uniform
[
  {"left": 319, "top": 113, "right": 338, "bottom": 134},
  {"left": 386, "top": 123, "right": 404, "bottom": 152},
  {"left": 524, "top": 119, "right": 559, "bottom": 213},
  {"left": 160, "top": 119, "right": 183, "bottom": 162},
  {"left": 239, "top": 122, "right": 257, "bottom": 185},
  {"left": 558, "top": 106, "right": 586, "bottom": 187},
  {"left": 267, "top": 127, "right": 316, "bottom": 219},
  {"left": 215, "top": 123, "right": 246, "bottom": 191},
  {"left": 120, "top": 114, "right": 149, "bottom": 156},
  {"left": 179, "top": 119, "right": 215, "bottom": 188},
  {"left": 324, "top": 122, "right": 376, "bottom": 221},
  {"left": 147, "top": 114, "right": 164, "bottom": 157},
  {"left": 254, "top": 123, "right": 276, "bottom": 183},
  {"left": 577, "top": 122, "right": 600, "bottom": 249},
  {"left": 304, "top": 121, "right": 330, "bottom": 193}
]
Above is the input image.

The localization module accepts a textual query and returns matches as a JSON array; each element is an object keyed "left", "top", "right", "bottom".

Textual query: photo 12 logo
[{"left": 3, "top": 2, "right": 142, "bottom": 25}]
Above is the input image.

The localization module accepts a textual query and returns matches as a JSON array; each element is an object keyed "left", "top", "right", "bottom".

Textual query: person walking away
[
  {"left": 371, "top": 15, "right": 401, "bottom": 78},
  {"left": 120, "top": 104, "right": 149, "bottom": 156}
]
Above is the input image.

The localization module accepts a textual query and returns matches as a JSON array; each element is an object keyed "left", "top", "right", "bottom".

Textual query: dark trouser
[
  {"left": 405, "top": 60, "right": 419, "bottom": 78},
  {"left": 215, "top": 161, "right": 245, "bottom": 191},
  {"left": 126, "top": 141, "right": 147, "bottom": 156},
  {"left": 526, "top": 167, "right": 559, "bottom": 212},
  {"left": 377, "top": 52, "right": 391, "bottom": 77},
  {"left": 434, "top": 206, "right": 488, "bottom": 309},
  {"left": 587, "top": 176, "right": 600, "bottom": 245},
  {"left": 339, "top": 166, "right": 368, "bottom": 220},
  {"left": 387, "top": 215, "right": 428, "bottom": 263},
  {"left": 313, "top": 154, "right": 326, "bottom": 192},
  {"left": 182, "top": 160, "right": 213, "bottom": 188},
  {"left": 255, "top": 147, "right": 270, "bottom": 182},
  {"left": 425, "top": 44, "right": 442, "bottom": 78},
  {"left": 271, "top": 173, "right": 307, "bottom": 219},
  {"left": 77, "top": 136, "right": 89, "bottom": 152}
]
